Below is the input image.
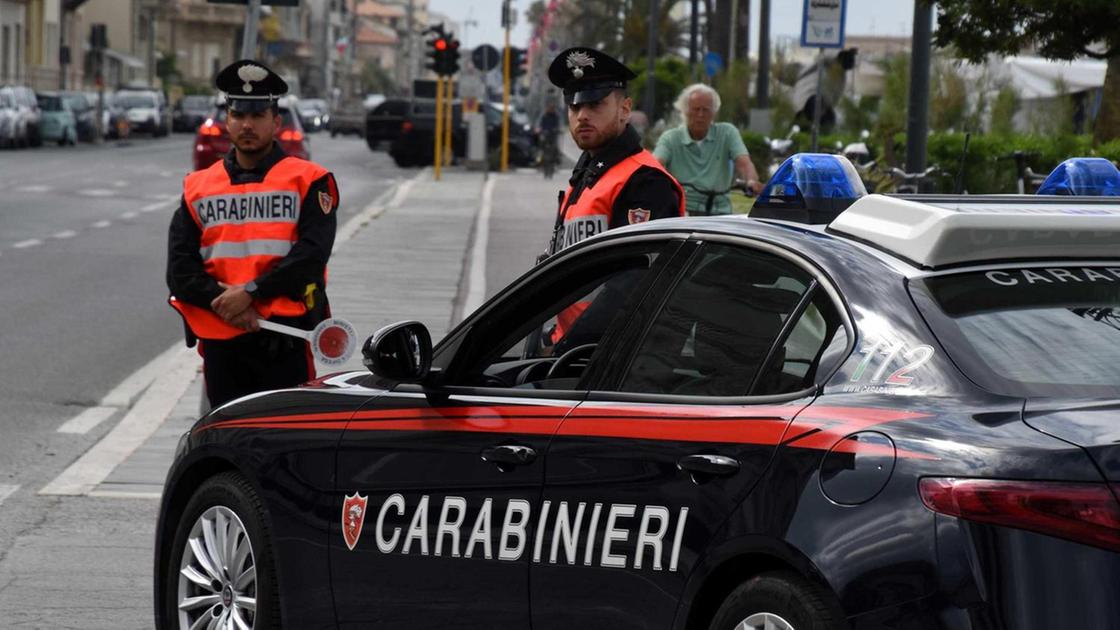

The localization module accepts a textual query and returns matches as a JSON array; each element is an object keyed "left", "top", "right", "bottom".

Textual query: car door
[
  {"left": 330, "top": 236, "right": 687, "bottom": 628},
  {"left": 531, "top": 237, "right": 852, "bottom": 628}
]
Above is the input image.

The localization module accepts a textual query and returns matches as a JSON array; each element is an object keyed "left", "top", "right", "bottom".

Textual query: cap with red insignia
[
  {"left": 215, "top": 59, "right": 288, "bottom": 113},
  {"left": 548, "top": 47, "right": 637, "bottom": 106}
]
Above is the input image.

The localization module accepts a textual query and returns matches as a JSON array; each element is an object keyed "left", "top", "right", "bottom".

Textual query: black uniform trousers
[{"left": 200, "top": 330, "right": 314, "bottom": 408}]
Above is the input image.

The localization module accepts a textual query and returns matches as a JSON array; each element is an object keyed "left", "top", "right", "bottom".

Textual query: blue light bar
[
  {"left": 1037, "top": 157, "right": 1120, "bottom": 196},
  {"left": 753, "top": 153, "right": 867, "bottom": 224}
]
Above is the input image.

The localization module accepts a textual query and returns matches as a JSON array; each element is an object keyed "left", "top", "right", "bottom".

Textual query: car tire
[
  {"left": 164, "top": 471, "right": 281, "bottom": 630},
  {"left": 707, "top": 570, "right": 845, "bottom": 630}
]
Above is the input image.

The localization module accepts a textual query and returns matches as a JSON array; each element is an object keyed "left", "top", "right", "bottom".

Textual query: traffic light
[
  {"left": 444, "top": 37, "right": 461, "bottom": 76},
  {"left": 426, "top": 35, "right": 448, "bottom": 74},
  {"left": 509, "top": 47, "right": 528, "bottom": 79}
]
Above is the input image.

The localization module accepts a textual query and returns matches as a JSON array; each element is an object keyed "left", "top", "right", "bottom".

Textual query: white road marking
[
  {"left": 101, "top": 342, "right": 185, "bottom": 408},
  {"left": 120, "top": 211, "right": 138, "bottom": 219},
  {"left": 333, "top": 171, "right": 423, "bottom": 248},
  {"left": 0, "top": 484, "right": 18, "bottom": 507},
  {"left": 88, "top": 490, "right": 162, "bottom": 500},
  {"left": 463, "top": 175, "right": 495, "bottom": 316},
  {"left": 53, "top": 230, "right": 78, "bottom": 239},
  {"left": 13, "top": 239, "right": 42, "bottom": 249},
  {"left": 15, "top": 184, "right": 51, "bottom": 193},
  {"left": 82, "top": 189, "right": 117, "bottom": 197},
  {"left": 57, "top": 406, "right": 116, "bottom": 434},
  {"left": 40, "top": 346, "right": 200, "bottom": 496},
  {"left": 92, "top": 220, "right": 111, "bottom": 228},
  {"left": 140, "top": 200, "right": 170, "bottom": 213},
  {"left": 112, "top": 180, "right": 128, "bottom": 187}
]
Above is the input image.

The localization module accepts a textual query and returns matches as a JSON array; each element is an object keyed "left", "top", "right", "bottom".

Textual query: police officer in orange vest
[
  {"left": 542, "top": 48, "right": 684, "bottom": 351},
  {"left": 166, "top": 60, "right": 339, "bottom": 408},
  {"left": 545, "top": 47, "right": 685, "bottom": 256}
]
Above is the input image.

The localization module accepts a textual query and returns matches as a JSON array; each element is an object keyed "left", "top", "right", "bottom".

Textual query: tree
[
  {"left": 935, "top": 0, "right": 1120, "bottom": 142},
  {"left": 620, "top": 0, "right": 685, "bottom": 63}
]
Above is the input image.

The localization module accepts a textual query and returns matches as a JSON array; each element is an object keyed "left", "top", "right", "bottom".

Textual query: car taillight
[
  {"left": 198, "top": 120, "right": 221, "bottom": 137},
  {"left": 401, "top": 121, "right": 413, "bottom": 133},
  {"left": 279, "top": 129, "right": 303, "bottom": 142},
  {"left": 919, "top": 477, "right": 1120, "bottom": 552}
]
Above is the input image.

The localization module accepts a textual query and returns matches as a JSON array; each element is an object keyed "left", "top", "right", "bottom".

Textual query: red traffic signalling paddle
[{"left": 258, "top": 317, "right": 357, "bottom": 366}]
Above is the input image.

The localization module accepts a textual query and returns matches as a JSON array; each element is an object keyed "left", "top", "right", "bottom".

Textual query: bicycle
[
  {"left": 885, "top": 165, "right": 945, "bottom": 194},
  {"left": 1001, "top": 150, "right": 1047, "bottom": 194},
  {"left": 681, "top": 180, "right": 756, "bottom": 216},
  {"left": 538, "top": 132, "right": 559, "bottom": 179}
]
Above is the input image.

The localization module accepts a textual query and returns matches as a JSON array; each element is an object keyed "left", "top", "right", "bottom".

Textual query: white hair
[{"left": 674, "top": 83, "right": 721, "bottom": 117}]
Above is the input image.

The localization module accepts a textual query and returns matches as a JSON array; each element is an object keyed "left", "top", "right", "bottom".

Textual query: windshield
[
  {"left": 116, "top": 94, "right": 157, "bottom": 109},
  {"left": 182, "top": 96, "right": 211, "bottom": 109},
  {"left": 64, "top": 95, "right": 89, "bottom": 111},
  {"left": 39, "top": 95, "right": 63, "bottom": 111},
  {"left": 0, "top": 92, "right": 12, "bottom": 108},
  {"left": 912, "top": 266, "right": 1120, "bottom": 397}
]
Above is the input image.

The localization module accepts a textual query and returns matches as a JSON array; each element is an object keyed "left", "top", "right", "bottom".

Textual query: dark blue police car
[{"left": 154, "top": 155, "right": 1120, "bottom": 629}]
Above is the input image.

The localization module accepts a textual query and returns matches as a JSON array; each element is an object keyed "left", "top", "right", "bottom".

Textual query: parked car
[
  {"left": 0, "top": 87, "right": 21, "bottom": 147},
  {"left": 153, "top": 154, "right": 1120, "bottom": 630},
  {"left": 327, "top": 97, "right": 365, "bottom": 137},
  {"left": 88, "top": 92, "right": 131, "bottom": 140},
  {"left": 296, "top": 98, "right": 329, "bottom": 133},
  {"left": 35, "top": 92, "right": 78, "bottom": 145},
  {"left": 173, "top": 95, "right": 215, "bottom": 133},
  {"left": 114, "top": 88, "right": 169, "bottom": 136},
  {"left": 61, "top": 91, "right": 96, "bottom": 141},
  {"left": 2, "top": 85, "right": 41, "bottom": 146},
  {"left": 193, "top": 98, "right": 310, "bottom": 171},
  {"left": 365, "top": 98, "right": 408, "bottom": 150},
  {"left": 387, "top": 99, "right": 535, "bottom": 168}
]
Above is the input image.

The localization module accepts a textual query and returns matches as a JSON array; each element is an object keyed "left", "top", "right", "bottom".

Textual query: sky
[{"left": 426, "top": 0, "right": 917, "bottom": 52}]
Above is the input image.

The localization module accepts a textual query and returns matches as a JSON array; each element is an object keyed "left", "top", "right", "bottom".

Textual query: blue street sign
[
  {"left": 703, "top": 51, "right": 723, "bottom": 77},
  {"left": 800, "top": 0, "right": 847, "bottom": 49}
]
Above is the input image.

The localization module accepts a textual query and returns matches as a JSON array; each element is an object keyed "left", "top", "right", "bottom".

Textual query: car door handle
[
  {"left": 481, "top": 444, "right": 537, "bottom": 470},
  {"left": 678, "top": 454, "right": 740, "bottom": 477}
]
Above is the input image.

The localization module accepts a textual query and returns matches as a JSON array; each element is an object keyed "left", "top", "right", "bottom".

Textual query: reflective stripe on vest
[
  {"left": 555, "top": 150, "right": 684, "bottom": 252},
  {"left": 171, "top": 156, "right": 328, "bottom": 340}
]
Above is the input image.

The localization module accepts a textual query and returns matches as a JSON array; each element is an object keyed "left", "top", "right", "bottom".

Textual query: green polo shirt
[{"left": 653, "top": 122, "right": 749, "bottom": 215}]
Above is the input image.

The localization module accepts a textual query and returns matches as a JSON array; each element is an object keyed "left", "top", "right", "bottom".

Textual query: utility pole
[
  {"left": 147, "top": 3, "right": 156, "bottom": 87},
  {"left": 643, "top": 0, "right": 658, "bottom": 119},
  {"left": 905, "top": 0, "right": 933, "bottom": 174},
  {"left": 404, "top": 0, "right": 415, "bottom": 92},
  {"left": 756, "top": 0, "right": 770, "bottom": 108},
  {"left": 689, "top": 0, "right": 699, "bottom": 70},
  {"left": 241, "top": 0, "right": 261, "bottom": 59},
  {"left": 500, "top": 0, "right": 511, "bottom": 172}
]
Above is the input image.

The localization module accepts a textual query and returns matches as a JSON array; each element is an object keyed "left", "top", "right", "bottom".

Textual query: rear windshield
[
  {"left": 39, "top": 95, "right": 63, "bottom": 110},
  {"left": 116, "top": 94, "right": 157, "bottom": 108},
  {"left": 912, "top": 266, "right": 1120, "bottom": 397},
  {"left": 182, "top": 96, "right": 211, "bottom": 108}
]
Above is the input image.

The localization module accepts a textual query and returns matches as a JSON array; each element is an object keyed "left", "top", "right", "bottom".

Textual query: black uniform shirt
[
  {"left": 166, "top": 142, "right": 338, "bottom": 310},
  {"left": 562, "top": 124, "right": 681, "bottom": 228}
]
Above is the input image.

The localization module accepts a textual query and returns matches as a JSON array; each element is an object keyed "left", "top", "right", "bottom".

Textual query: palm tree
[{"left": 620, "top": 0, "right": 685, "bottom": 63}]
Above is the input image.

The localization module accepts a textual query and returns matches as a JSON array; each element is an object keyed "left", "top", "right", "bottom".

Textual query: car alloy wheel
[
  {"left": 177, "top": 505, "right": 257, "bottom": 629},
  {"left": 734, "top": 613, "right": 796, "bottom": 630}
]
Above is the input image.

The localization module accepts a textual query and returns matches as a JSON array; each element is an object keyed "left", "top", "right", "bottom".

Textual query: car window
[
  {"left": 912, "top": 267, "right": 1120, "bottom": 397},
  {"left": 752, "top": 288, "right": 847, "bottom": 395},
  {"left": 116, "top": 94, "right": 156, "bottom": 108},
  {"left": 445, "top": 241, "right": 677, "bottom": 391},
  {"left": 618, "top": 243, "right": 815, "bottom": 397},
  {"left": 38, "top": 95, "right": 62, "bottom": 110},
  {"left": 63, "top": 95, "right": 89, "bottom": 111}
]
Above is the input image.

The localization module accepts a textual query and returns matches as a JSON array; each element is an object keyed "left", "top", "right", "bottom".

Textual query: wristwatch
[{"left": 243, "top": 280, "right": 260, "bottom": 298}]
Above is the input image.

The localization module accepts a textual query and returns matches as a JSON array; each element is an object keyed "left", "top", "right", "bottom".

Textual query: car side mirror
[{"left": 362, "top": 321, "right": 432, "bottom": 382}]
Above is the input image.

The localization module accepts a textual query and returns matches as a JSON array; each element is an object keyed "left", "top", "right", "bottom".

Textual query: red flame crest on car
[{"left": 342, "top": 492, "right": 369, "bottom": 551}]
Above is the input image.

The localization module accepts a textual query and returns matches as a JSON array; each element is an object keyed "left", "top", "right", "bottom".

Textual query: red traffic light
[{"left": 434, "top": 38, "right": 447, "bottom": 51}]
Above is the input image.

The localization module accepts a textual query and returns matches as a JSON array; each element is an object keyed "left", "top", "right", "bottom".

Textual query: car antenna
[{"left": 954, "top": 132, "right": 970, "bottom": 194}]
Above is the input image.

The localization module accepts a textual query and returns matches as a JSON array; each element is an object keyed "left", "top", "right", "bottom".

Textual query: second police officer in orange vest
[
  {"left": 542, "top": 48, "right": 685, "bottom": 349},
  {"left": 545, "top": 47, "right": 685, "bottom": 256},
  {"left": 166, "top": 60, "right": 339, "bottom": 408}
]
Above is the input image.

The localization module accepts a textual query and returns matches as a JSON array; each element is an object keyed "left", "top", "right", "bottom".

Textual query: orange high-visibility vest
[
  {"left": 553, "top": 150, "right": 684, "bottom": 253},
  {"left": 170, "top": 157, "right": 328, "bottom": 340},
  {"left": 550, "top": 151, "right": 684, "bottom": 343}
]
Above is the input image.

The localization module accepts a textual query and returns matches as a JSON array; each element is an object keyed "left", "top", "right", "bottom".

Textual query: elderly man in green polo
[{"left": 653, "top": 84, "right": 763, "bottom": 216}]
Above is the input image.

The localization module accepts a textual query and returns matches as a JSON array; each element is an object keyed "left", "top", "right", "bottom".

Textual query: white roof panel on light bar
[{"left": 827, "top": 194, "right": 1120, "bottom": 269}]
